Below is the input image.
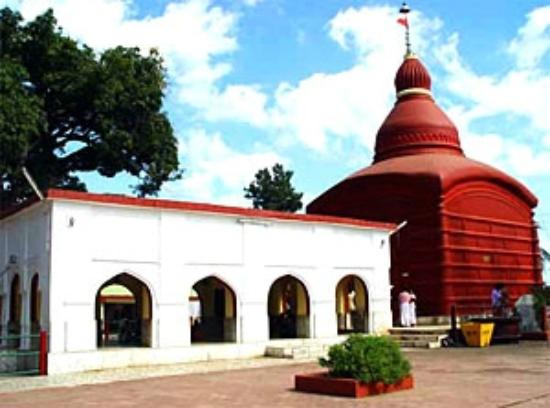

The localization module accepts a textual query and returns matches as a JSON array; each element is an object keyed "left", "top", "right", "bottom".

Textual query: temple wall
[
  {"left": 308, "top": 173, "right": 542, "bottom": 317},
  {"left": 441, "top": 182, "right": 542, "bottom": 314}
]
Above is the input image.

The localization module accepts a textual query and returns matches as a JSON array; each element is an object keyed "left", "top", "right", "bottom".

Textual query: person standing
[
  {"left": 398, "top": 289, "right": 411, "bottom": 327},
  {"left": 491, "top": 283, "right": 503, "bottom": 316},
  {"left": 499, "top": 286, "right": 510, "bottom": 317},
  {"left": 409, "top": 290, "right": 417, "bottom": 327}
]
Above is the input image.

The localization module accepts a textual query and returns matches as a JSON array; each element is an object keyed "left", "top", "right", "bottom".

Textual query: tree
[
  {"left": 0, "top": 8, "right": 181, "bottom": 210},
  {"left": 244, "top": 163, "right": 303, "bottom": 212}
]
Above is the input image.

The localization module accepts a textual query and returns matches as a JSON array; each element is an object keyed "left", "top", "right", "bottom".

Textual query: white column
[
  {"left": 370, "top": 296, "right": 392, "bottom": 333},
  {"left": 20, "top": 287, "right": 30, "bottom": 349},
  {"left": 240, "top": 301, "right": 269, "bottom": 343},
  {"left": 311, "top": 299, "right": 337, "bottom": 338},
  {"left": 157, "top": 302, "right": 189, "bottom": 348}
]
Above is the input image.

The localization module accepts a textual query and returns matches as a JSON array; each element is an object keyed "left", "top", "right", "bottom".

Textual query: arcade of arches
[
  {"left": 3, "top": 270, "right": 372, "bottom": 352},
  {"left": 90, "top": 273, "right": 370, "bottom": 348},
  {"left": 3, "top": 273, "right": 41, "bottom": 348}
]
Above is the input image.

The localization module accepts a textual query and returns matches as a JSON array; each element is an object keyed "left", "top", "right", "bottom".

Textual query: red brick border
[{"left": 295, "top": 372, "right": 414, "bottom": 398}]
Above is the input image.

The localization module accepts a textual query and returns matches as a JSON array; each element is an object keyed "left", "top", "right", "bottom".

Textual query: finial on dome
[
  {"left": 394, "top": 56, "right": 432, "bottom": 98},
  {"left": 397, "top": 1, "right": 413, "bottom": 58}
]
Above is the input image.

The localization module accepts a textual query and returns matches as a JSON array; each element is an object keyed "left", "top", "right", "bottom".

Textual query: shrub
[
  {"left": 532, "top": 285, "right": 550, "bottom": 328},
  {"left": 319, "top": 334, "right": 411, "bottom": 385}
]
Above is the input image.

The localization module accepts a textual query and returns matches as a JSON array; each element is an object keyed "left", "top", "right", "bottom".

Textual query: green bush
[
  {"left": 532, "top": 285, "right": 550, "bottom": 327},
  {"left": 319, "top": 334, "right": 411, "bottom": 385},
  {"left": 532, "top": 285, "right": 550, "bottom": 308}
]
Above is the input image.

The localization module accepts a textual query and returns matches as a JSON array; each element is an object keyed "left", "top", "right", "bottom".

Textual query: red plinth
[{"left": 295, "top": 372, "right": 414, "bottom": 398}]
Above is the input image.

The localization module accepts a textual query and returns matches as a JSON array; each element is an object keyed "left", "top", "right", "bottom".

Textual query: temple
[{"left": 307, "top": 53, "right": 543, "bottom": 317}]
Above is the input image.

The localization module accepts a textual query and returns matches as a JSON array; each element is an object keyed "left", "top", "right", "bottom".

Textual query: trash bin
[{"left": 461, "top": 322, "right": 494, "bottom": 347}]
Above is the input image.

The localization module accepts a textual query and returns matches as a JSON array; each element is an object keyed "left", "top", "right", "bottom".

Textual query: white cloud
[
  {"left": 328, "top": 7, "right": 442, "bottom": 62},
  {"left": 16, "top": 0, "right": 239, "bottom": 115},
  {"left": 170, "top": 4, "right": 447, "bottom": 155},
  {"left": 166, "top": 129, "right": 284, "bottom": 205},
  {"left": 10, "top": 2, "right": 445, "bottom": 156},
  {"left": 260, "top": 6, "right": 443, "bottom": 153},
  {"left": 505, "top": 141, "right": 550, "bottom": 177},
  {"left": 434, "top": 8, "right": 550, "bottom": 178},
  {"left": 241, "top": 0, "right": 262, "bottom": 6},
  {"left": 460, "top": 129, "right": 550, "bottom": 178},
  {"left": 436, "top": 33, "right": 550, "bottom": 137},
  {"left": 183, "top": 83, "right": 270, "bottom": 127},
  {"left": 508, "top": 5, "right": 550, "bottom": 69},
  {"left": 269, "top": 66, "right": 393, "bottom": 152}
]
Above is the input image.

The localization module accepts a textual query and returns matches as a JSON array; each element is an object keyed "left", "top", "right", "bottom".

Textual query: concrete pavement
[{"left": 1, "top": 342, "right": 549, "bottom": 407}]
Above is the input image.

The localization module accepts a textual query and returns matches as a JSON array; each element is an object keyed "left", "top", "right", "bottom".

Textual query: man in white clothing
[{"left": 398, "top": 289, "right": 411, "bottom": 327}]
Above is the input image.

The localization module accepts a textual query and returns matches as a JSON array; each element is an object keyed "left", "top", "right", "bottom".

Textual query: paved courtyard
[{"left": 1, "top": 342, "right": 550, "bottom": 407}]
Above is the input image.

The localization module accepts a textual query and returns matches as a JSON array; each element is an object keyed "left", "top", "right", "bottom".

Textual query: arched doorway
[
  {"left": 30, "top": 274, "right": 41, "bottom": 334},
  {"left": 268, "top": 275, "right": 310, "bottom": 339},
  {"left": 190, "top": 277, "right": 236, "bottom": 343},
  {"left": 336, "top": 275, "right": 368, "bottom": 334},
  {"left": 9, "top": 274, "right": 22, "bottom": 348},
  {"left": 95, "top": 274, "right": 152, "bottom": 348}
]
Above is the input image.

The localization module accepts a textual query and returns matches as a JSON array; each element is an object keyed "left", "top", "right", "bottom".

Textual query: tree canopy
[
  {"left": 0, "top": 8, "right": 181, "bottom": 210},
  {"left": 244, "top": 163, "right": 303, "bottom": 212}
]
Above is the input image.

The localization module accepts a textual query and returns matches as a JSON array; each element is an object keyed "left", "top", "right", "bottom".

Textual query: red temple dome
[
  {"left": 308, "top": 43, "right": 541, "bottom": 318},
  {"left": 374, "top": 55, "right": 462, "bottom": 162},
  {"left": 394, "top": 55, "right": 431, "bottom": 95}
]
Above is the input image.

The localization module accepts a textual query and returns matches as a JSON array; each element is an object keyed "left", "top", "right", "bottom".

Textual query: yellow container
[{"left": 461, "top": 322, "right": 495, "bottom": 347}]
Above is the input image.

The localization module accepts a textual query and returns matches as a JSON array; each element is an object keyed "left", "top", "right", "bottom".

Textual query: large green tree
[
  {"left": 0, "top": 8, "right": 181, "bottom": 210},
  {"left": 244, "top": 163, "right": 303, "bottom": 212}
]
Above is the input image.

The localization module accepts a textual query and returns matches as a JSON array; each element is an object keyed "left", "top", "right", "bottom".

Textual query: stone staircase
[
  {"left": 265, "top": 337, "right": 344, "bottom": 359},
  {"left": 388, "top": 316, "right": 454, "bottom": 349},
  {"left": 388, "top": 326, "right": 450, "bottom": 349},
  {"left": 265, "top": 318, "right": 455, "bottom": 357}
]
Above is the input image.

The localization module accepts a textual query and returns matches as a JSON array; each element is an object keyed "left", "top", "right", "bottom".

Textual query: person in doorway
[
  {"left": 491, "top": 283, "right": 503, "bottom": 316},
  {"left": 346, "top": 283, "right": 357, "bottom": 330},
  {"left": 409, "top": 290, "right": 417, "bottom": 327},
  {"left": 398, "top": 289, "right": 411, "bottom": 327}
]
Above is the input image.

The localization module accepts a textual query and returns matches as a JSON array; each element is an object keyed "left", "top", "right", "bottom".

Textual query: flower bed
[
  {"left": 294, "top": 334, "right": 414, "bottom": 398},
  {"left": 295, "top": 372, "right": 413, "bottom": 398}
]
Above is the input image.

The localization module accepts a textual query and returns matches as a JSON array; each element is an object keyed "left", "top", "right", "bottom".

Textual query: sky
[{"left": 3, "top": 1, "right": 550, "bottom": 261}]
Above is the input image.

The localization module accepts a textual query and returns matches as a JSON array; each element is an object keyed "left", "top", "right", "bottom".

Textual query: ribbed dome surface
[
  {"left": 395, "top": 56, "right": 431, "bottom": 93},
  {"left": 373, "top": 56, "right": 462, "bottom": 162}
]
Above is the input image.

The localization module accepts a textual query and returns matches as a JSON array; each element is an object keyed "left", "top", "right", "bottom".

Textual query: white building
[{"left": 0, "top": 189, "right": 395, "bottom": 374}]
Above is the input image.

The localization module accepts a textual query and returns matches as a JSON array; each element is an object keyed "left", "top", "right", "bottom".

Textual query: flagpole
[{"left": 399, "top": 1, "right": 412, "bottom": 57}]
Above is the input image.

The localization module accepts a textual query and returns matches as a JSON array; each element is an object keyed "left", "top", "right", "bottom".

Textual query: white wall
[
  {"left": 47, "top": 199, "right": 392, "bottom": 355},
  {"left": 3, "top": 197, "right": 393, "bottom": 373}
]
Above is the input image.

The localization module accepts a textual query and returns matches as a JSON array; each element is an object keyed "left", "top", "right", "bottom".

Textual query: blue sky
[{"left": 5, "top": 1, "right": 550, "bottom": 259}]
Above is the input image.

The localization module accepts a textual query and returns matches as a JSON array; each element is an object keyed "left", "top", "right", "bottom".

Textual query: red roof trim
[{"left": 46, "top": 189, "right": 396, "bottom": 231}]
